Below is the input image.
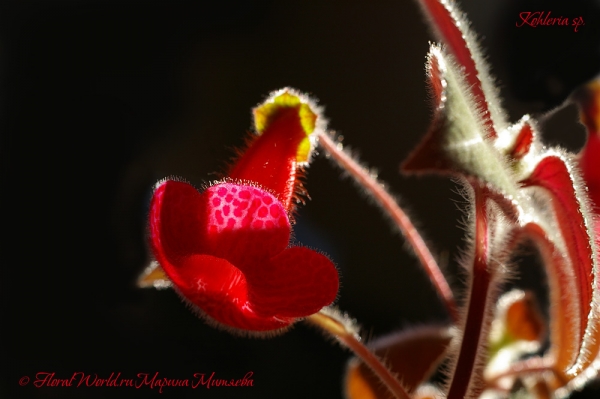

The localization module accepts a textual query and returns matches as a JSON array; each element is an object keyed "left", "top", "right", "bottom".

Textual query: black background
[{"left": 3, "top": 1, "right": 600, "bottom": 398}]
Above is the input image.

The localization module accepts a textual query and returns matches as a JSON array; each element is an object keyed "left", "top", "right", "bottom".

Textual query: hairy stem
[
  {"left": 306, "top": 310, "right": 411, "bottom": 399},
  {"left": 318, "top": 131, "right": 458, "bottom": 322},
  {"left": 447, "top": 185, "right": 493, "bottom": 399}
]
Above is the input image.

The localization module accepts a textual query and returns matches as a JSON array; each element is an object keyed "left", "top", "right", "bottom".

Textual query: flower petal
[
  {"left": 149, "top": 180, "right": 291, "bottom": 270},
  {"left": 203, "top": 182, "right": 290, "bottom": 268},
  {"left": 149, "top": 180, "right": 333, "bottom": 331},
  {"left": 177, "top": 254, "right": 294, "bottom": 331},
  {"left": 247, "top": 246, "right": 339, "bottom": 318},
  {"left": 149, "top": 179, "right": 211, "bottom": 290}
]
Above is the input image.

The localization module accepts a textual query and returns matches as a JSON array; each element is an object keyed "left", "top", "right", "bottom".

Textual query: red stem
[
  {"left": 318, "top": 132, "right": 458, "bottom": 322},
  {"left": 447, "top": 185, "right": 492, "bottom": 399},
  {"left": 307, "top": 311, "right": 411, "bottom": 399}
]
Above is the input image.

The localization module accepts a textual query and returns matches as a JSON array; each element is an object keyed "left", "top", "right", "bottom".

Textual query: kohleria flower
[{"left": 141, "top": 89, "right": 339, "bottom": 334}]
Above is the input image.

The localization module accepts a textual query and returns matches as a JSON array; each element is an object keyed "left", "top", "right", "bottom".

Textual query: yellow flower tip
[{"left": 252, "top": 88, "right": 323, "bottom": 164}]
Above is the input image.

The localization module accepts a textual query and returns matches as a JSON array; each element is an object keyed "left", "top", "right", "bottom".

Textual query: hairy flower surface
[
  {"left": 149, "top": 180, "right": 338, "bottom": 332},
  {"left": 143, "top": 89, "right": 338, "bottom": 333}
]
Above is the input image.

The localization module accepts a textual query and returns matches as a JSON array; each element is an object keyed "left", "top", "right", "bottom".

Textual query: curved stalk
[
  {"left": 306, "top": 310, "right": 411, "bottom": 399},
  {"left": 318, "top": 132, "right": 458, "bottom": 322},
  {"left": 446, "top": 185, "right": 495, "bottom": 399}
]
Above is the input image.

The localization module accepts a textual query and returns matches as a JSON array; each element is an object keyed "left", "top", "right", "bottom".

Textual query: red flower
[{"left": 144, "top": 89, "right": 339, "bottom": 333}]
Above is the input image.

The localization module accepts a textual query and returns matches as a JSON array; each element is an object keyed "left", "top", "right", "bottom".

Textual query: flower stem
[
  {"left": 306, "top": 310, "right": 411, "bottom": 399},
  {"left": 446, "top": 185, "right": 494, "bottom": 399},
  {"left": 318, "top": 131, "right": 458, "bottom": 322}
]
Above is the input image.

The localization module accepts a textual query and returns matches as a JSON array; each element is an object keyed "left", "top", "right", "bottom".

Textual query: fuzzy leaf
[
  {"left": 344, "top": 326, "right": 452, "bottom": 399},
  {"left": 520, "top": 152, "right": 600, "bottom": 381},
  {"left": 417, "top": 0, "right": 507, "bottom": 138},
  {"left": 402, "top": 45, "right": 519, "bottom": 217},
  {"left": 523, "top": 223, "right": 581, "bottom": 378}
]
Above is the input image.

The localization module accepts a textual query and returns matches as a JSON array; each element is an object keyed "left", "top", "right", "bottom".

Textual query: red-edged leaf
[
  {"left": 417, "top": 0, "right": 504, "bottom": 138},
  {"left": 509, "top": 119, "right": 535, "bottom": 160},
  {"left": 521, "top": 155, "right": 599, "bottom": 378},
  {"left": 524, "top": 223, "right": 580, "bottom": 378},
  {"left": 402, "top": 46, "right": 520, "bottom": 219}
]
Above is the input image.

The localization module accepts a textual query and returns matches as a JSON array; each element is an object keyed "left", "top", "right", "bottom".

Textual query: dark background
[{"left": 2, "top": 1, "right": 600, "bottom": 398}]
